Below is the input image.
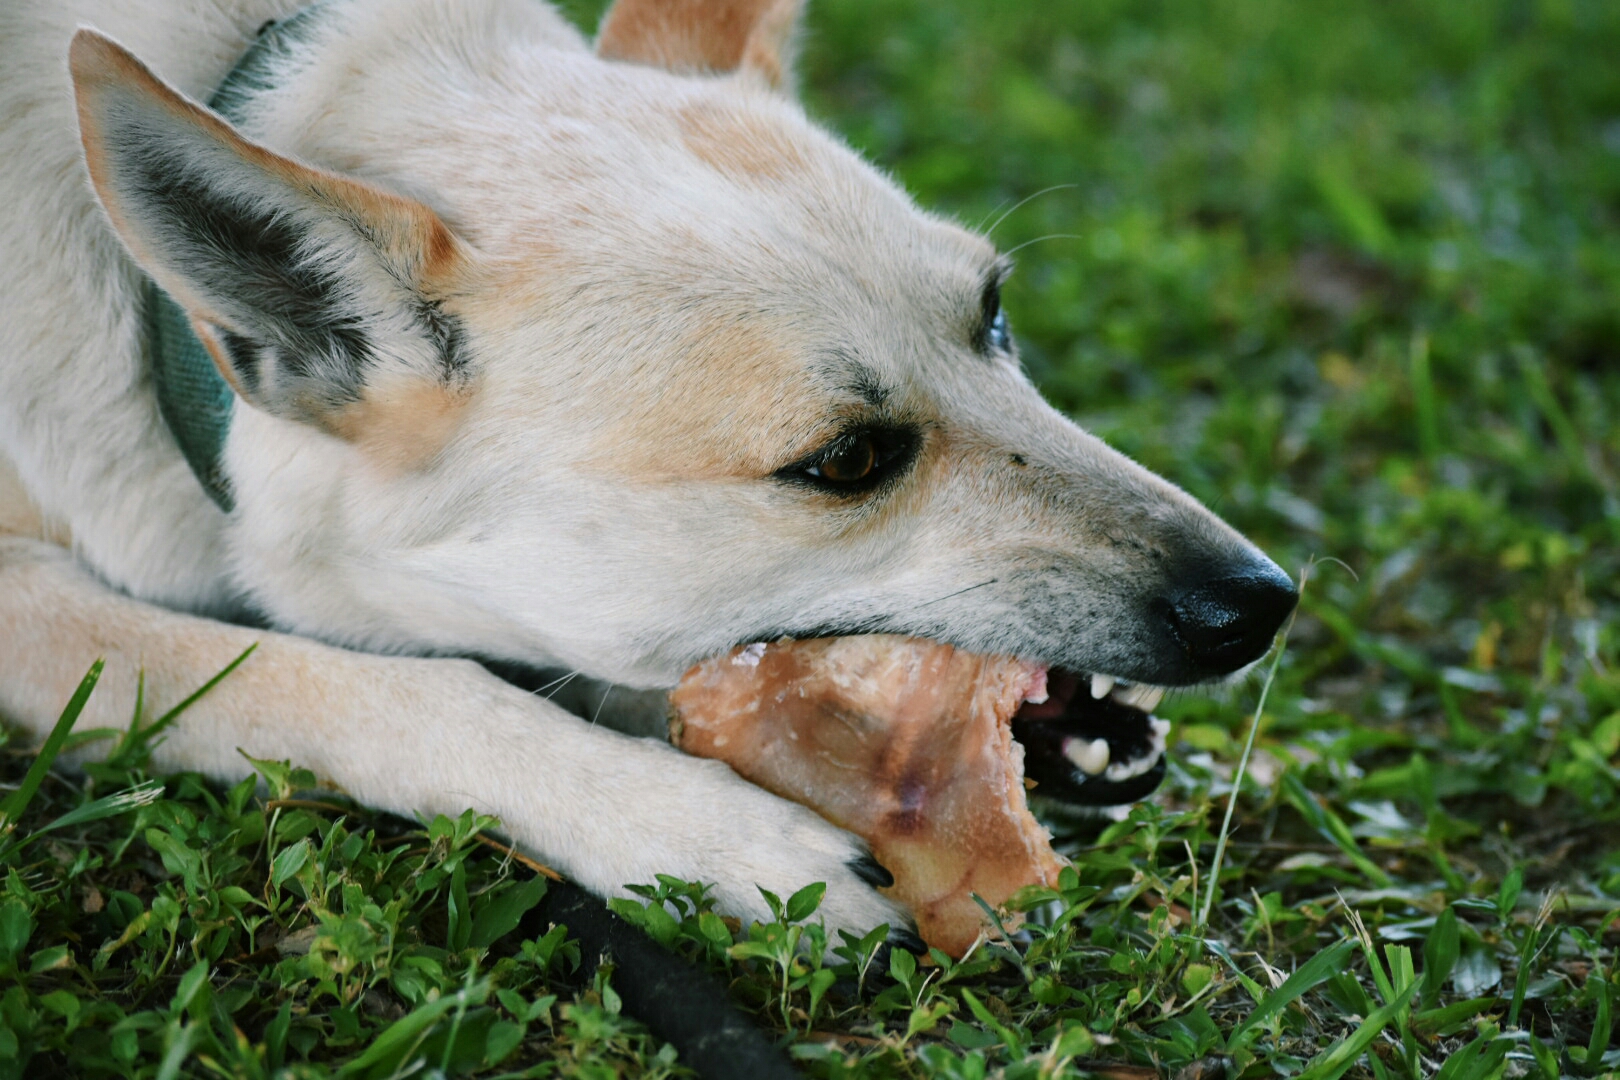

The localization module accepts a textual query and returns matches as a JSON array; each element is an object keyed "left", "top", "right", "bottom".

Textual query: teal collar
[
  {"left": 146, "top": 281, "right": 237, "bottom": 510},
  {"left": 143, "top": 6, "right": 329, "bottom": 513}
]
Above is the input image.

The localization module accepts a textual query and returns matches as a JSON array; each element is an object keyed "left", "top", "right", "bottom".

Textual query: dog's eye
[
  {"left": 979, "top": 281, "right": 1012, "bottom": 354},
  {"left": 811, "top": 435, "right": 878, "bottom": 484},
  {"left": 785, "top": 427, "right": 920, "bottom": 495},
  {"left": 987, "top": 306, "right": 1011, "bottom": 352}
]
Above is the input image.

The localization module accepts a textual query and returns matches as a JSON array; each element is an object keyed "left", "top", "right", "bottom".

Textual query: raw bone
[{"left": 670, "top": 635, "right": 1066, "bottom": 957}]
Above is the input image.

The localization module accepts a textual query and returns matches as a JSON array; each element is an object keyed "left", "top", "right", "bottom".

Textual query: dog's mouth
[{"left": 1009, "top": 667, "right": 1171, "bottom": 808}]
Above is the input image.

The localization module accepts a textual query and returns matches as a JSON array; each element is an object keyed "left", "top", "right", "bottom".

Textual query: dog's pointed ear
[
  {"left": 70, "top": 29, "right": 473, "bottom": 468},
  {"left": 596, "top": 0, "right": 805, "bottom": 90}
]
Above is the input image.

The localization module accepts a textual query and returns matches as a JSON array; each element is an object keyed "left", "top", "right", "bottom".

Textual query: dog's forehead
[{"left": 436, "top": 59, "right": 995, "bottom": 297}]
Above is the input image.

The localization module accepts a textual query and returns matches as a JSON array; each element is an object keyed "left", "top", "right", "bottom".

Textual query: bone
[{"left": 670, "top": 636, "right": 1064, "bottom": 957}]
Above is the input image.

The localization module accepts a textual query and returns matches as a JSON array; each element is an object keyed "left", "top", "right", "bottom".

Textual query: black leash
[{"left": 520, "top": 880, "right": 800, "bottom": 1080}]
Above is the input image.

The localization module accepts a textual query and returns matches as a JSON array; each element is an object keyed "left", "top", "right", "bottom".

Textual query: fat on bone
[{"left": 669, "top": 635, "right": 1067, "bottom": 957}]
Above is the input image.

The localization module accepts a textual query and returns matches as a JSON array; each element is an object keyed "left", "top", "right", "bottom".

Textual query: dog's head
[{"left": 70, "top": 0, "right": 1294, "bottom": 699}]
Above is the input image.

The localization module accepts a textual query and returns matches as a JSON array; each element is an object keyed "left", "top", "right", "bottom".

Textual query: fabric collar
[{"left": 143, "top": 6, "right": 328, "bottom": 513}]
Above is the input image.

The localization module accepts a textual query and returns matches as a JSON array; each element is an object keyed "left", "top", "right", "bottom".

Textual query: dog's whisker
[
  {"left": 1001, "top": 232, "right": 1086, "bottom": 257},
  {"left": 912, "top": 578, "right": 999, "bottom": 610},
  {"left": 534, "top": 670, "right": 581, "bottom": 699},
  {"left": 590, "top": 684, "right": 614, "bottom": 726},
  {"left": 975, "top": 195, "right": 1016, "bottom": 234},
  {"left": 983, "top": 184, "right": 1079, "bottom": 237}
]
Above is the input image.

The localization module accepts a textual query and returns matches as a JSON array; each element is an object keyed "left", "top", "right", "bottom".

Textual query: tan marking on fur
[
  {"left": 597, "top": 0, "right": 802, "bottom": 87},
  {"left": 738, "top": 0, "right": 799, "bottom": 87},
  {"left": 326, "top": 376, "right": 474, "bottom": 473},
  {"left": 419, "top": 215, "right": 462, "bottom": 282},
  {"left": 194, "top": 278, "right": 473, "bottom": 469},
  {"left": 678, "top": 101, "right": 806, "bottom": 181},
  {"left": 585, "top": 315, "right": 820, "bottom": 481}
]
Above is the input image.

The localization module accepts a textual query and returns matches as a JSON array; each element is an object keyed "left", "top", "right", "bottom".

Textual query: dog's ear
[
  {"left": 596, "top": 0, "right": 805, "bottom": 90},
  {"left": 70, "top": 29, "right": 472, "bottom": 468}
]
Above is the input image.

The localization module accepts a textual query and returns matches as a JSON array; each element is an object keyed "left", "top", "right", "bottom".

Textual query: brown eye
[
  {"left": 781, "top": 425, "right": 919, "bottom": 495},
  {"left": 811, "top": 435, "right": 877, "bottom": 483}
]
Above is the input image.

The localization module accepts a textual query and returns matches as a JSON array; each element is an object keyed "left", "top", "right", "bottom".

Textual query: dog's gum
[{"left": 669, "top": 635, "right": 1067, "bottom": 957}]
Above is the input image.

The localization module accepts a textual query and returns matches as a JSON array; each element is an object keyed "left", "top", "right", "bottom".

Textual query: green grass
[{"left": 5, "top": 0, "right": 1619, "bottom": 1075}]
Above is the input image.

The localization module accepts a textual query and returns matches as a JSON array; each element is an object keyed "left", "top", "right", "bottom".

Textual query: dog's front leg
[{"left": 0, "top": 538, "right": 910, "bottom": 938}]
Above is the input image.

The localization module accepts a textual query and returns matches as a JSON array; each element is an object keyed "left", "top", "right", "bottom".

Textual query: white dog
[{"left": 0, "top": 0, "right": 1296, "bottom": 941}]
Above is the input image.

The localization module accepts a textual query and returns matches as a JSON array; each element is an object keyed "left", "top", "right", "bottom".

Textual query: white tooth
[
  {"left": 1113, "top": 684, "right": 1166, "bottom": 713},
  {"left": 1086, "top": 738, "right": 1112, "bottom": 774},
  {"left": 1064, "top": 737, "right": 1111, "bottom": 775},
  {"left": 1090, "top": 673, "right": 1115, "bottom": 700}
]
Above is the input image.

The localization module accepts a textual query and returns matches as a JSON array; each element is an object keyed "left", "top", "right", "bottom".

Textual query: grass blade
[
  {"left": 1297, "top": 980, "right": 1419, "bottom": 1080},
  {"left": 1282, "top": 773, "right": 1393, "bottom": 888},
  {"left": 337, "top": 978, "right": 488, "bottom": 1076},
  {"left": 30, "top": 780, "right": 166, "bottom": 835},
  {"left": 0, "top": 659, "right": 104, "bottom": 832},
  {"left": 1420, "top": 906, "right": 1460, "bottom": 1008},
  {"left": 1197, "top": 565, "right": 1306, "bottom": 936},
  {"left": 139, "top": 644, "right": 258, "bottom": 745},
  {"left": 1432, "top": 1032, "right": 1509, "bottom": 1080},
  {"left": 1586, "top": 968, "right": 1613, "bottom": 1066},
  {"left": 1227, "top": 938, "right": 1357, "bottom": 1052}
]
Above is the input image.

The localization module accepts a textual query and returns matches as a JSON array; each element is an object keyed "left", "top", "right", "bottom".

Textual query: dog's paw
[
  {"left": 696, "top": 774, "right": 916, "bottom": 944},
  {"left": 566, "top": 751, "right": 914, "bottom": 947}
]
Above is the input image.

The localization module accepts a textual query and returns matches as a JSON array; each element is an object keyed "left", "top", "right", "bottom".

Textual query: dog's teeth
[
  {"left": 1090, "top": 673, "right": 1115, "bottom": 700},
  {"left": 1024, "top": 670, "right": 1049, "bottom": 704},
  {"left": 1064, "top": 737, "right": 1111, "bottom": 776},
  {"left": 1112, "top": 684, "right": 1165, "bottom": 713}
]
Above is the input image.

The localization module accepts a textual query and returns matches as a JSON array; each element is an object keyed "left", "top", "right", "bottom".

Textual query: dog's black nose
[{"left": 1163, "top": 562, "right": 1297, "bottom": 675}]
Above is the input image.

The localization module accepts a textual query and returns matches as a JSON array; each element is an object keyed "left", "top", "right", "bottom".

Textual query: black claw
[{"left": 849, "top": 851, "right": 895, "bottom": 889}]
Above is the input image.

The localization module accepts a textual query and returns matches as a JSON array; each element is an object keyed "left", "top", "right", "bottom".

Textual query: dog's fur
[{"left": 0, "top": 0, "right": 1288, "bottom": 936}]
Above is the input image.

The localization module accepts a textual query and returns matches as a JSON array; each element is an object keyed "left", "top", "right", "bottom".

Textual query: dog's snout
[{"left": 1160, "top": 562, "right": 1297, "bottom": 675}]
